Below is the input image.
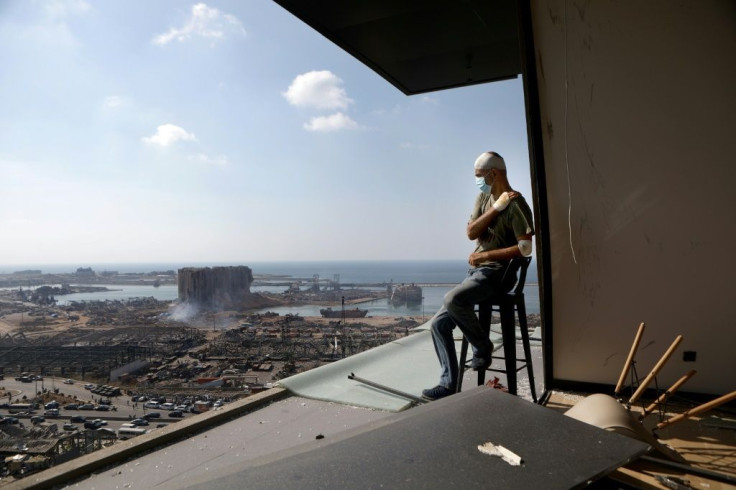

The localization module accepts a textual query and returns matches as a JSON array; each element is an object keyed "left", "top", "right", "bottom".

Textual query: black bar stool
[{"left": 455, "top": 256, "right": 537, "bottom": 402}]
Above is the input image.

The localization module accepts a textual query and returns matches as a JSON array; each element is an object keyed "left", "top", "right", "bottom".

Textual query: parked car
[
  {"left": 143, "top": 401, "right": 160, "bottom": 409},
  {"left": 161, "top": 403, "right": 175, "bottom": 410},
  {"left": 64, "top": 403, "right": 79, "bottom": 410},
  {"left": 4, "top": 417, "right": 19, "bottom": 425},
  {"left": 30, "top": 415, "right": 45, "bottom": 424},
  {"left": 62, "top": 423, "right": 76, "bottom": 431},
  {"left": 92, "top": 419, "right": 108, "bottom": 426},
  {"left": 70, "top": 415, "right": 87, "bottom": 423},
  {"left": 43, "top": 409, "right": 60, "bottom": 418},
  {"left": 143, "top": 412, "right": 161, "bottom": 420},
  {"left": 131, "top": 418, "right": 149, "bottom": 426},
  {"left": 63, "top": 379, "right": 74, "bottom": 384},
  {"left": 94, "top": 405, "right": 111, "bottom": 411},
  {"left": 97, "top": 428, "right": 116, "bottom": 437},
  {"left": 44, "top": 401, "right": 60, "bottom": 410},
  {"left": 168, "top": 410, "right": 184, "bottom": 418},
  {"left": 84, "top": 420, "right": 102, "bottom": 429},
  {"left": 78, "top": 404, "right": 95, "bottom": 410}
]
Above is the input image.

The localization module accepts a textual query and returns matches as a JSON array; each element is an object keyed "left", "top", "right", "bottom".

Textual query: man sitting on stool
[{"left": 422, "top": 151, "right": 535, "bottom": 401}]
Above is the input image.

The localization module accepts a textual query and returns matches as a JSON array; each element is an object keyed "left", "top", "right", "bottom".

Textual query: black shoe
[
  {"left": 421, "top": 385, "right": 454, "bottom": 401},
  {"left": 471, "top": 342, "right": 493, "bottom": 371},
  {"left": 471, "top": 355, "right": 491, "bottom": 371}
]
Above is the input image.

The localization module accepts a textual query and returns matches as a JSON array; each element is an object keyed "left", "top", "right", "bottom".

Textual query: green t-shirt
[{"left": 469, "top": 192, "right": 534, "bottom": 268}]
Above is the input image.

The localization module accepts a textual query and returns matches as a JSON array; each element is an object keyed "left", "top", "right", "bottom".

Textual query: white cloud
[
  {"left": 304, "top": 113, "right": 359, "bottom": 132},
  {"left": 421, "top": 95, "right": 439, "bottom": 104},
  {"left": 153, "top": 3, "right": 245, "bottom": 46},
  {"left": 142, "top": 124, "right": 197, "bottom": 147},
  {"left": 283, "top": 71, "right": 353, "bottom": 110},
  {"left": 190, "top": 153, "right": 229, "bottom": 167}
]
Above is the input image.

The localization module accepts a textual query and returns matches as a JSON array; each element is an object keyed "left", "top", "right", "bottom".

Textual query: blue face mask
[{"left": 475, "top": 175, "right": 491, "bottom": 194}]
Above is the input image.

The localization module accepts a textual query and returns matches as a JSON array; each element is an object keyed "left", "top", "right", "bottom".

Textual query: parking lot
[{"left": 0, "top": 376, "right": 229, "bottom": 436}]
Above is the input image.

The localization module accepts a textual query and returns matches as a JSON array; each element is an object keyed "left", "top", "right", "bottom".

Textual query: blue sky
[{"left": 0, "top": 1, "right": 532, "bottom": 266}]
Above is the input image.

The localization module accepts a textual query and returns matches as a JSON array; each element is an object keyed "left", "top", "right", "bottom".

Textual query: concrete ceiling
[{"left": 273, "top": 0, "right": 521, "bottom": 95}]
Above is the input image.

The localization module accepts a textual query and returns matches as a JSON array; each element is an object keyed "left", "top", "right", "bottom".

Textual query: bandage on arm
[
  {"left": 492, "top": 192, "right": 510, "bottom": 211},
  {"left": 518, "top": 239, "right": 532, "bottom": 257}
]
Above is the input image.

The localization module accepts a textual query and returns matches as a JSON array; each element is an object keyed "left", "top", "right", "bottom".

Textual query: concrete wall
[
  {"left": 178, "top": 266, "right": 254, "bottom": 309},
  {"left": 531, "top": 0, "right": 736, "bottom": 394}
]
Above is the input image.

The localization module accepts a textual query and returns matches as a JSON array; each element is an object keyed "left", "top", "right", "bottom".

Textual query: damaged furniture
[
  {"left": 564, "top": 323, "right": 736, "bottom": 487},
  {"left": 456, "top": 256, "right": 537, "bottom": 402}
]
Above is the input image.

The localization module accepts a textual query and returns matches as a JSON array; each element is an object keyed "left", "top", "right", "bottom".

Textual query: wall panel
[{"left": 531, "top": 0, "right": 736, "bottom": 394}]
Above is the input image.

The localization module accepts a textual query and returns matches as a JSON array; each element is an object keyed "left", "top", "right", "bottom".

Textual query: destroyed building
[{"left": 178, "top": 266, "right": 254, "bottom": 309}]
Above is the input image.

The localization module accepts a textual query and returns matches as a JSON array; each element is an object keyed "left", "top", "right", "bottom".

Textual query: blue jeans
[{"left": 429, "top": 266, "right": 515, "bottom": 390}]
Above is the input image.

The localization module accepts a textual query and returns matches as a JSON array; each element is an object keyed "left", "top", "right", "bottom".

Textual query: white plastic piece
[{"left": 477, "top": 442, "right": 522, "bottom": 466}]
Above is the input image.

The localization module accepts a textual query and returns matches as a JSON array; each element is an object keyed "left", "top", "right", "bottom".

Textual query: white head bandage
[
  {"left": 474, "top": 152, "right": 506, "bottom": 171},
  {"left": 518, "top": 239, "right": 533, "bottom": 257}
]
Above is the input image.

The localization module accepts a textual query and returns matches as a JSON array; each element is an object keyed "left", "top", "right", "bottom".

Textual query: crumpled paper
[{"left": 477, "top": 442, "right": 522, "bottom": 466}]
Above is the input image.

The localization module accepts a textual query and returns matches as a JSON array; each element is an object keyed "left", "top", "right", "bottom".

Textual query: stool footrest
[
  {"left": 456, "top": 309, "right": 537, "bottom": 402},
  {"left": 488, "top": 365, "right": 529, "bottom": 374}
]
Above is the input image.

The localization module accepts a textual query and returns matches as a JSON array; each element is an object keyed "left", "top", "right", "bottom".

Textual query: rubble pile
[
  {"left": 202, "top": 314, "right": 420, "bottom": 374},
  {"left": 64, "top": 298, "right": 169, "bottom": 327}
]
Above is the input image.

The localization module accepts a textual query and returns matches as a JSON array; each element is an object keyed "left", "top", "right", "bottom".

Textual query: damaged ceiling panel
[{"left": 273, "top": 0, "right": 521, "bottom": 95}]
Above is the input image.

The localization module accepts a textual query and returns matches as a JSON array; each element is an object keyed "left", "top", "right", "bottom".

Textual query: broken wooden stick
[
  {"left": 657, "top": 390, "right": 736, "bottom": 429},
  {"left": 629, "top": 335, "right": 683, "bottom": 405},
  {"left": 615, "top": 322, "right": 646, "bottom": 397},
  {"left": 641, "top": 369, "right": 696, "bottom": 419}
]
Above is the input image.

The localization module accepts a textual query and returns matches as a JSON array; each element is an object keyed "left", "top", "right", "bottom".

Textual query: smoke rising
[{"left": 169, "top": 301, "right": 199, "bottom": 322}]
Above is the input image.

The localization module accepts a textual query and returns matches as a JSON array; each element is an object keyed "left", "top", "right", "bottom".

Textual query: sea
[{"left": 1, "top": 260, "right": 540, "bottom": 318}]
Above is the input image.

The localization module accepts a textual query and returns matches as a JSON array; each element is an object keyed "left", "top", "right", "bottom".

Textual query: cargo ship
[
  {"left": 320, "top": 307, "right": 368, "bottom": 318},
  {"left": 390, "top": 283, "right": 423, "bottom": 306}
]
